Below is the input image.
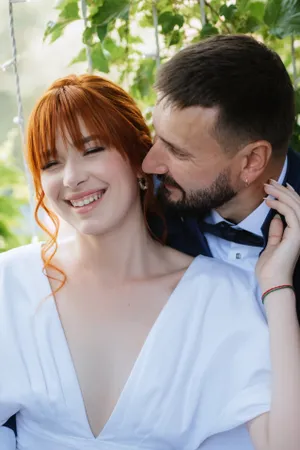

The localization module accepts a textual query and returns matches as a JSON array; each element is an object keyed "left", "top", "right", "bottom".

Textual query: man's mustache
[{"left": 157, "top": 174, "right": 182, "bottom": 190}]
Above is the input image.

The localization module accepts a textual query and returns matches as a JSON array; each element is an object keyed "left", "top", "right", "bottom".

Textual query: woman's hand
[{"left": 256, "top": 180, "right": 300, "bottom": 290}]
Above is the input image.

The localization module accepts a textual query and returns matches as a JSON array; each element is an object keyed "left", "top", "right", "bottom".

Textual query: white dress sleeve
[
  {"left": 198, "top": 260, "right": 272, "bottom": 438},
  {"left": 0, "top": 247, "right": 27, "bottom": 448}
]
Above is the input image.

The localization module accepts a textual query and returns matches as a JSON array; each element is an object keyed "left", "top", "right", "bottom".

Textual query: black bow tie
[{"left": 199, "top": 221, "right": 264, "bottom": 247}]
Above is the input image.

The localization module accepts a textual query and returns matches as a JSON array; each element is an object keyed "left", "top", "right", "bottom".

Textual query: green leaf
[
  {"left": 168, "top": 29, "right": 181, "bottom": 46},
  {"left": 55, "top": 0, "right": 77, "bottom": 10},
  {"left": 200, "top": 23, "right": 219, "bottom": 38},
  {"left": 90, "top": 0, "right": 130, "bottom": 26},
  {"left": 103, "top": 37, "right": 126, "bottom": 63},
  {"left": 44, "top": 20, "right": 73, "bottom": 43},
  {"left": 97, "top": 24, "right": 108, "bottom": 41},
  {"left": 83, "top": 26, "right": 96, "bottom": 45},
  {"left": 237, "top": 14, "right": 261, "bottom": 32},
  {"left": 236, "top": 0, "right": 250, "bottom": 12},
  {"left": 91, "top": 42, "right": 109, "bottom": 73},
  {"left": 59, "top": 1, "right": 80, "bottom": 20},
  {"left": 158, "top": 11, "right": 184, "bottom": 35},
  {"left": 131, "top": 58, "right": 156, "bottom": 99},
  {"left": 264, "top": 0, "right": 282, "bottom": 26},
  {"left": 86, "top": 0, "right": 104, "bottom": 6},
  {"left": 118, "top": 23, "right": 128, "bottom": 40},
  {"left": 264, "top": 0, "right": 300, "bottom": 37},
  {"left": 69, "top": 48, "right": 87, "bottom": 65},
  {"left": 138, "top": 13, "right": 153, "bottom": 28},
  {"left": 248, "top": 2, "right": 266, "bottom": 21},
  {"left": 219, "top": 4, "right": 237, "bottom": 21}
]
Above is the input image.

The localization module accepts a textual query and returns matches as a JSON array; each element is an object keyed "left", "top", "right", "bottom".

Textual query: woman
[{"left": 0, "top": 74, "right": 299, "bottom": 450}]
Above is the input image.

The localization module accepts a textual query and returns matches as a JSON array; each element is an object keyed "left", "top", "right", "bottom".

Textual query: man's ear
[{"left": 239, "top": 140, "right": 272, "bottom": 184}]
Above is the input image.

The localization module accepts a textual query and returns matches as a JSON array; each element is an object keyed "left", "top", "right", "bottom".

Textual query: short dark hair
[{"left": 155, "top": 34, "right": 295, "bottom": 156}]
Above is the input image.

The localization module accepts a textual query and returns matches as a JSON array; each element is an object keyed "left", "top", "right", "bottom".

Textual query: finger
[
  {"left": 268, "top": 180, "right": 300, "bottom": 204},
  {"left": 265, "top": 198, "right": 300, "bottom": 235},
  {"left": 264, "top": 183, "right": 300, "bottom": 222},
  {"left": 266, "top": 214, "right": 284, "bottom": 248},
  {"left": 287, "top": 182, "right": 295, "bottom": 192}
]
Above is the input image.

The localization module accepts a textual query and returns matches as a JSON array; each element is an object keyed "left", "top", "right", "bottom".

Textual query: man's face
[{"left": 142, "top": 99, "right": 242, "bottom": 217}]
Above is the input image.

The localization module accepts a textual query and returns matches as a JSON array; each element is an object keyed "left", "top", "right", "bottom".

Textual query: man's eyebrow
[{"left": 159, "top": 136, "right": 191, "bottom": 156}]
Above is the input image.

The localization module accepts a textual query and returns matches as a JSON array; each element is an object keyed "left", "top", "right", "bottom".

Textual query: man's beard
[{"left": 156, "top": 169, "right": 237, "bottom": 217}]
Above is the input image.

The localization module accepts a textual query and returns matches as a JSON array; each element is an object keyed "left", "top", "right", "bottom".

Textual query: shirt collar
[{"left": 205, "top": 157, "right": 288, "bottom": 236}]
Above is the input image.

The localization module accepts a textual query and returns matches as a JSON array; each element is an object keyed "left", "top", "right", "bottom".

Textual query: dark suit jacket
[{"left": 3, "top": 149, "right": 300, "bottom": 436}]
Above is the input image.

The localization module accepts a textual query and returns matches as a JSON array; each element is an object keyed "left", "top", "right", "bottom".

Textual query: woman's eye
[
  {"left": 84, "top": 146, "right": 105, "bottom": 155},
  {"left": 41, "top": 161, "right": 59, "bottom": 171}
]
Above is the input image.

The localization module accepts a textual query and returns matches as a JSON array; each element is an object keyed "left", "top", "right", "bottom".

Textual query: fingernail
[
  {"left": 287, "top": 182, "right": 295, "bottom": 191},
  {"left": 274, "top": 214, "right": 281, "bottom": 219},
  {"left": 270, "top": 178, "right": 279, "bottom": 184}
]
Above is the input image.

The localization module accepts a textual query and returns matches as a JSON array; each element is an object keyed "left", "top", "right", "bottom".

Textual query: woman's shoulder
[
  {"left": 0, "top": 242, "right": 42, "bottom": 274},
  {"left": 0, "top": 242, "right": 44, "bottom": 300}
]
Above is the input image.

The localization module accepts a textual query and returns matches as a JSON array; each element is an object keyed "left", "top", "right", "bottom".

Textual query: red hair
[{"left": 26, "top": 74, "right": 162, "bottom": 288}]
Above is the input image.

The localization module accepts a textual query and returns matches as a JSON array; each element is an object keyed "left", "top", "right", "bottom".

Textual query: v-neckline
[{"left": 36, "top": 244, "right": 198, "bottom": 440}]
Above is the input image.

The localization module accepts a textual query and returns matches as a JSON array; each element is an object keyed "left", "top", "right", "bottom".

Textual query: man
[{"left": 143, "top": 34, "right": 300, "bottom": 322}]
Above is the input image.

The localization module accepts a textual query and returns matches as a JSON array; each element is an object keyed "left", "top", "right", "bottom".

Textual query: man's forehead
[{"left": 153, "top": 100, "right": 219, "bottom": 143}]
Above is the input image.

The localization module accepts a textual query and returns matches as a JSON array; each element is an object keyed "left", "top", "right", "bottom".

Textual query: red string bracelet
[{"left": 262, "top": 284, "right": 295, "bottom": 304}]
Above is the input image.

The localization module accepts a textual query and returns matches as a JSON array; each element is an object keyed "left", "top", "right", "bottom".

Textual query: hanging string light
[
  {"left": 80, "top": 0, "right": 93, "bottom": 74},
  {"left": 5, "top": 0, "right": 39, "bottom": 241}
]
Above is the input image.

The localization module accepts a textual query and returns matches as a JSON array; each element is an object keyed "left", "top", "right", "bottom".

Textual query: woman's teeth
[{"left": 70, "top": 191, "right": 104, "bottom": 207}]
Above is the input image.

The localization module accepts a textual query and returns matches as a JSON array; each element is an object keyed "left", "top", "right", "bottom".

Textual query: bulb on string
[
  {"left": 1, "top": 58, "right": 15, "bottom": 71},
  {"left": 13, "top": 116, "right": 24, "bottom": 126}
]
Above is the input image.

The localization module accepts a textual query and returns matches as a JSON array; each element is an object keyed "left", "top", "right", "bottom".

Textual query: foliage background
[{"left": 1, "top": 0, "right": 300, "bottom": 249}]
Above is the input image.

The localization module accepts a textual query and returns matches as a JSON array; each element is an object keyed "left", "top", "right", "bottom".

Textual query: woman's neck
[{"left": 69, "top": 207, "right": 160, "bottom": 284}]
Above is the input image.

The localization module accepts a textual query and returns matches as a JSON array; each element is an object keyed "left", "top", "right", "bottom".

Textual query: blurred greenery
[
  {"left": 46, "top": 0, "right": 300, "bottom": 145},
  {"left": 0, "top": 131, "right": 31, "bottom": 252}
]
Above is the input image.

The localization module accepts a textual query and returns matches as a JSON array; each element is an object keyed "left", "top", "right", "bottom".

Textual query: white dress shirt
[{"left": 204, "top": 158, "right": 287, "bottom": 272}]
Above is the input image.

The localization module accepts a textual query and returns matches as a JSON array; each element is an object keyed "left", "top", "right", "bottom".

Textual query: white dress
[{"left": 0, "top": 243, "right": 271, "bottom": 450}]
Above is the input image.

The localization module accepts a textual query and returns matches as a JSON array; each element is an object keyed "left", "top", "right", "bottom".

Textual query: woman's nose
[{"left": 63, "top": 159, "right": 88, "bottom": 189}]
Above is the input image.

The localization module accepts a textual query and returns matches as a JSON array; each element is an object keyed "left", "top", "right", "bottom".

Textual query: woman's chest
[{"left": 51, "top": 279, "right": 178, "bottom": 437}]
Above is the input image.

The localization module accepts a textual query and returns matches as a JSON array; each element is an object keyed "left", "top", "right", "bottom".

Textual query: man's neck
[{"left": 216, "top": 156, "right": 286, "bottom": 224}]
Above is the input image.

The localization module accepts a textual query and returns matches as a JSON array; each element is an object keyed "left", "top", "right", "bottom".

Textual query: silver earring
[
  {"left": 245, "top": 178, "right": 249, "bottom": 187},
  {"left": 138, "top": 177, "right": 148, "bottom": 191}
]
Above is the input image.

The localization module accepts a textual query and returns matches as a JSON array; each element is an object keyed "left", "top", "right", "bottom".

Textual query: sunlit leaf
[
  {"left": 248, "top": 2, "right": 265, "bottom": 21},
  {"left": 69, "top": 48, "right": 87, "bottom": 65},
  {"left": 97, "top": 24, "right": 108, "bottom": 41},
  {"left": 219, "top": 4, "right": 237, "bottom": 21},
  {"left": 83, "top": 26, "right": 96, "bottom": 45},
  {"left": 90, "top": 0, "right": 130, "bottom": 26},
  {"left": 131, "top": 58, "right": 156, "bottom": 99},
  {"left": 264, "top": 0, "right": 300, "bottom": 37},
  {"left": 58, "top": 0, "right": 80, "bottom": 20},
  {"left": 44, "top": 20, "right": 74, "bottom": 43},
  {"left": 200, "top": 23, "right": 219, "bottom": 38},
  {"left": 91, "top": 42, "right": 109, "bottom": 72},
  {"left": 103, "top": 37, "right": 126, "bottom": 63},
  {"left": 158, "top": 11, "right": 184, "bottom": 35}
]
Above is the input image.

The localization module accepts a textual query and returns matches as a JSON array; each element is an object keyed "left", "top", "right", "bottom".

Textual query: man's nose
[
  {"left": 63, "top": 159, "right": 88, "bottom": 189},
  {"left": 142, "top": 143, "right": 168, "bottom": 175}
]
